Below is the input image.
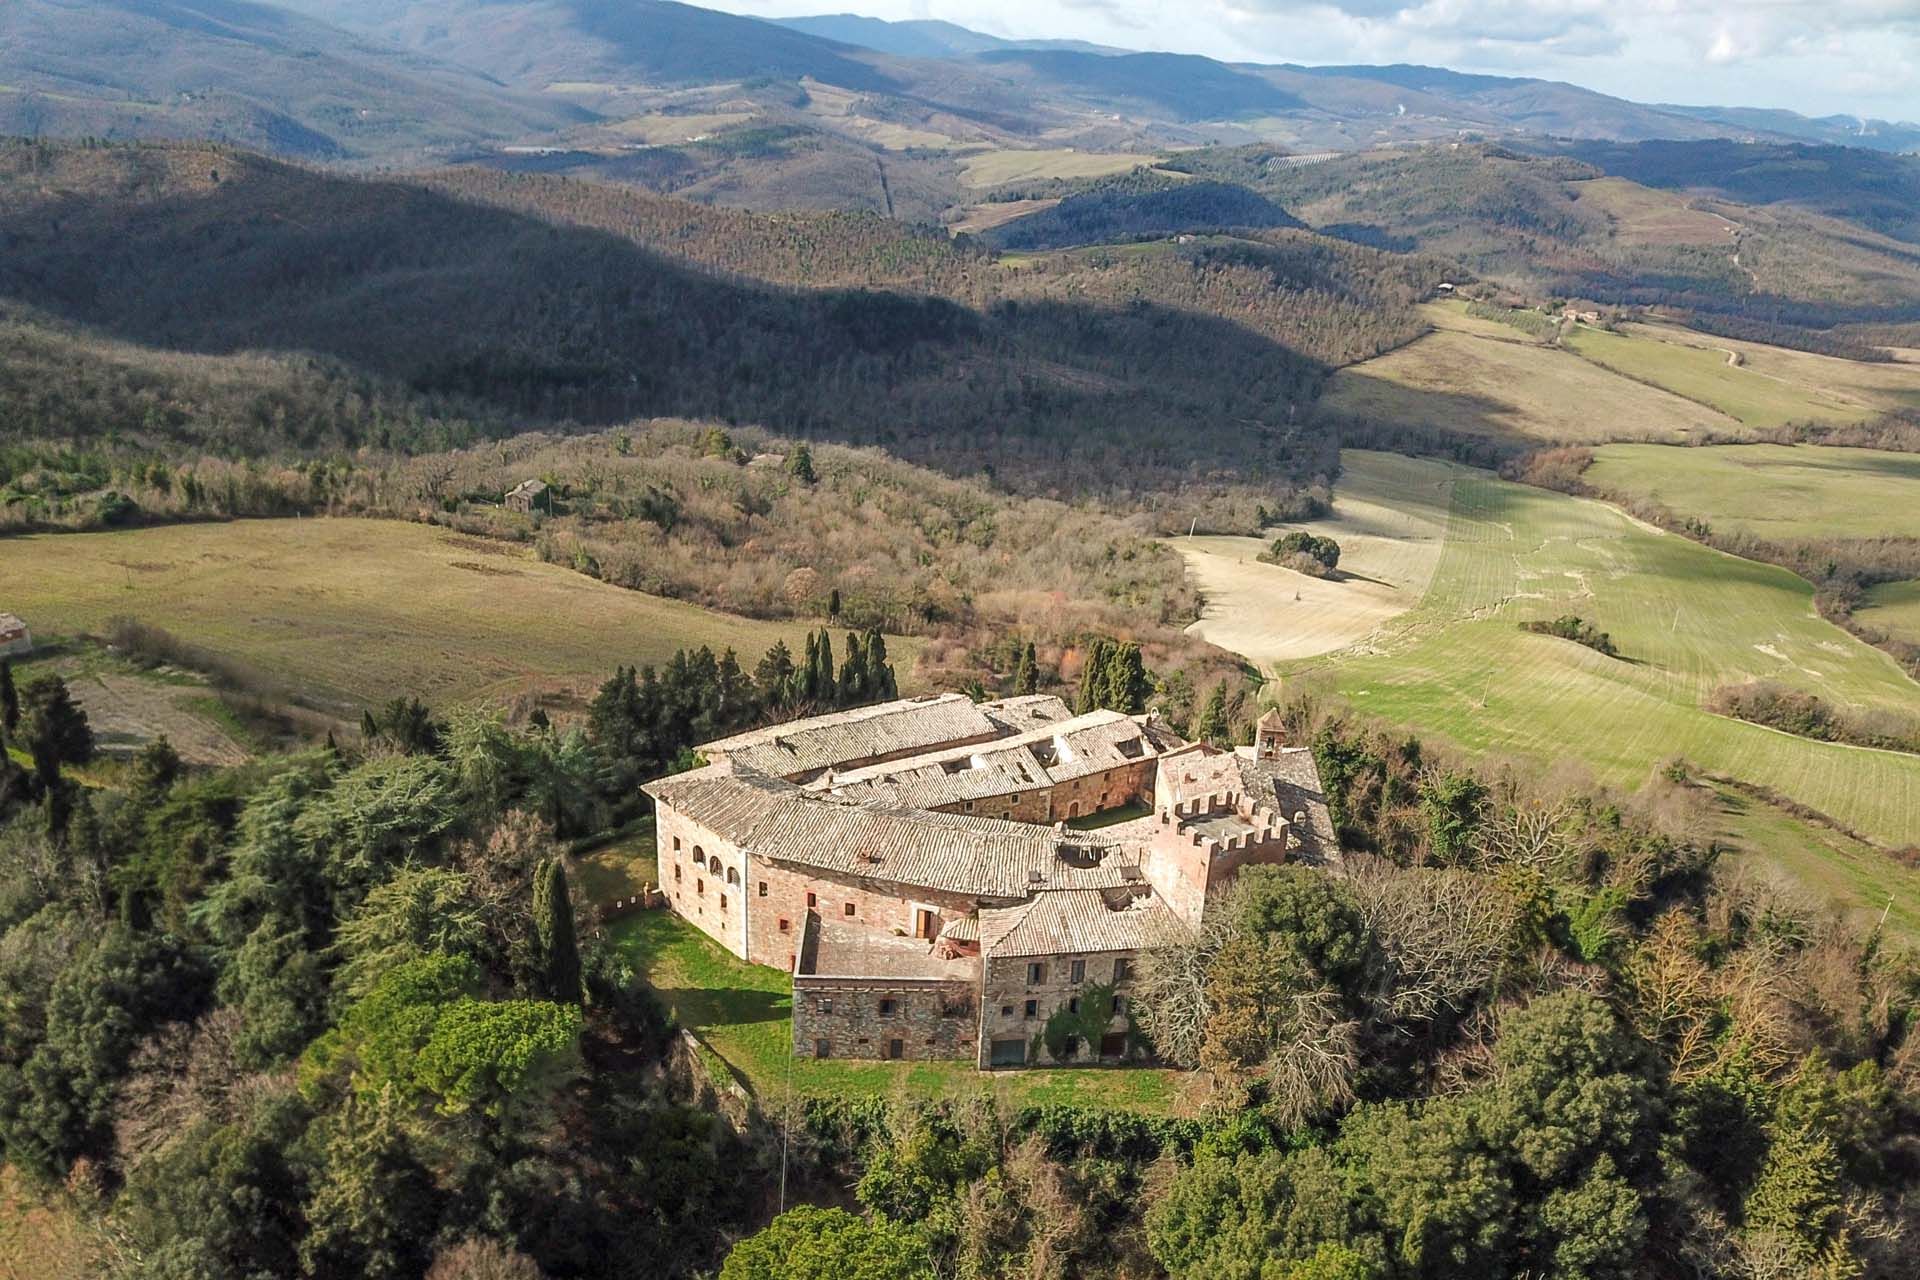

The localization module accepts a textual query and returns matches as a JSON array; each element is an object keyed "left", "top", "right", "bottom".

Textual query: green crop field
[
  {"left": 0, "top": 519, "right": 904, "bottom": 715},
  {"left": 1563, "top": 325, "right": 1883, "bottom": 429},
  {"left": 1280, "top": 455, "right": 1920, "bottom": 857},
  {"left": 1319, "top": 306, "right": 1740, "bottom": 445},
  {"left": 1859, "top": 581, "right": 1920, "bottom": 646},
  {"left": 1583, "top": 443, "right": 1920, "bottom": 542},
  {"left": 605, "top": 910, "right": 1179, "bottom": 1113},
  {"left": 957, "top": 148, "right": 1160, "bottom": 188}
]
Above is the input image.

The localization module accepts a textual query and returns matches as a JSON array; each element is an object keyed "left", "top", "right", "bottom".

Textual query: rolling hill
[
  {"left": 0, "top": 138, "right": 1446, "bottom": 514},
  {"left": 0, "top": 0, "right": 589, "bottom": 163}
]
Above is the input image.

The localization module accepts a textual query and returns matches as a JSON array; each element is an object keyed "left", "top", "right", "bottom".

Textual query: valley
[{"left": 4, "top": 5, "right": 1920, "bottom": 1278}]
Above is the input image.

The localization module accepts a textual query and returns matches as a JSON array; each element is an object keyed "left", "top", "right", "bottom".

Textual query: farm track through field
[{"left": 1271, "top": 455, "right": 1920, "bottom": 849}]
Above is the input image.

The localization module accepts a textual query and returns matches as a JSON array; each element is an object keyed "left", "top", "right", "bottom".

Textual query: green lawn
[
  {"left": 1859, "top": 581, "right": 1920, "bottom": 647},
  {"left": 1067, "top": 801, "right": 1152, "bottom": 830},
  {"left": 1564, "top": 326, "right": 1878, "bottom": 429},
  {"left": 571, "top": 820, "right": 659, "bottom": 905},
  {"left": 0, "top": 519, "right": 900, "bottom": 715},
  {"left": 1287, "top": 456, "right": 1920, "bottom": 850},
  {"left": 1583, "top": 443, "right": 1920, "bottom": 542},
  {"left": 1707, "top": 781, "right": 1920, "bottom": 939},
  {"left": 604, "top": 910, "right": 1180, "bottom": 1113}
]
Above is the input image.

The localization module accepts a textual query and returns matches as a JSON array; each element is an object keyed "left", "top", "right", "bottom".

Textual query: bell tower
[{"left": 1255, "top": 705, "right": 1288, "bottom": 761}]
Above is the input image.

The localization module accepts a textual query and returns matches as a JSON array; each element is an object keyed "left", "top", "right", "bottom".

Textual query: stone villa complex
[{"left": 643, "top": 693, "right": 1335, "bottom": 1068}]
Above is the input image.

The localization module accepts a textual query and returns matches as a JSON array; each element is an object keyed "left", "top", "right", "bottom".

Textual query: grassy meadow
[
  {"left": 1319, "top": 303, "right": 1740, "bottom": 445},
  {"left": 1859, "top": 581, "right": 1920, "bottom": 646},
  {"left": 1563, "top": 325, "right": 1886, "bottom": 429},
  {"left": 956, "top": 148, "right": 1159, "bottom": 188},
  {"left": 1, "top": 519, "right": 893, "bottom": 715},
  {"left": 1280, "top": 455, "right": 1920, "bottom": 852},
  {"left": 1583, "top": 443, "right": 1920, "bottom": 542}
]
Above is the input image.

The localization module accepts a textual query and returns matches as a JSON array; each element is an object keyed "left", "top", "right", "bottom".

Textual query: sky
[{"left": 709, "top": 0, "right": 1920, "bottom": 122}]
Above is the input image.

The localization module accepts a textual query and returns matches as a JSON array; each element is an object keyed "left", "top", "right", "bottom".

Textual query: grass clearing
[
  {"left": 1584, "top": 443, "right": 1920, "bottom": 542},
  {"left": 1172, "top": 452, "right": 1453, "bottom": 665},
  {"left": 605, "top": 909, "right": 1179, "bottom": 1112},
  {"left": 1280, "top": 455, "right": 1920, "bottom": 851},
  {"left": 957, "top": 148, "right": 1158, "bottom": 188},
  {"left": 1573, "top": 178, "right": 1738, "bottom": 246},
  {"left": 0, "top": 519, "right": 906, "bottom": 715},
  {"left": 1858, "top": 581, "right": 1920, "bottom": 646},
  {"left": 0, "top": 1165, "right": 99, "bottom": 1280},
  {"left": 1320, "top": 314, "right": 1740, "bottom": 445},
  {"left": 1648, "top": 324, "right": 1920, "bottom": 416},
  {"left": 1564, "top": 325, "right": 1882, "bottom": 429},
  {"left": 1706, "top": 781, "right": 1920, "bottom": 939},
  {"left": 573, "top": 819, "right": 660, "bottom": 904}
]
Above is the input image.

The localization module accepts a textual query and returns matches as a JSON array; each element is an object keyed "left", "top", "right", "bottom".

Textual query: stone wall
[
  {"left": 793, "top": 974, "right": 978, "bottom": 1061},
  {"left": 928, "top": 758, "right": 1155, "bottom": 825},
  {"left": 657, "top": 805, "right": 750, "bottom": 958},
  {"left": 977, "top": 947, "right": 1142, "bottom": 1069},
  {"left": 743, "top": 855, "right": 982, "bottom": 970}
]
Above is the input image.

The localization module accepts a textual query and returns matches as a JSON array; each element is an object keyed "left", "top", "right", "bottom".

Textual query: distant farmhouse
[
  {"left": 504, "top": 479, "right": 550, "bottom": 514},
  {"left": 644, "top": 694, "right": 1334, "bottom": 1068},
  {"left": 0, "top": 614, "right": 30, "bottom": 657}
]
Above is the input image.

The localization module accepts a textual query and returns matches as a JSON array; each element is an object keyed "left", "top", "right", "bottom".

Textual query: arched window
[
  {"left": 726, "top": 867, "right": 740, "bottom": 886},
  {"left": 708, "top": 856, "right": 722, "bottom": 875},
  {"left": 1067, "top": 801, "right": 1081, "bottom": 818},
  {"left": 692, "top": 844, "right": 705, "bottom": 865}
]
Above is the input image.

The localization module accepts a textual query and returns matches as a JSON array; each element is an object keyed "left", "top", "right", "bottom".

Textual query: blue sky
[{"left": 712, "top": 0, "right": 1920, "bottom": 122}]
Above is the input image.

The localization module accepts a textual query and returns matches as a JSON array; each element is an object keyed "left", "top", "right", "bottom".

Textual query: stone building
[
  {"left": 0, "top": 614, "right": 30, "bottom": 658},
  {"left": 642, "top": 693, "right": 1335, "bottom": 1069}
]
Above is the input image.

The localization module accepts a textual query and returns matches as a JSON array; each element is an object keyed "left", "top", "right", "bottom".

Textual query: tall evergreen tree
[
  {"left": 0, "top": 659, "right": 18, "bottom": 734},
  {"left": 755, "top": 640, "right": 796, "bottom": 709},
  {"left": 533, "top": 858, "right": 583, "bottom": 1005},
  {"left": 838, "top": 633, "right": 868, "bottom": 706},
  {"left": 865, "top": 630, "right": 897, "bottom": 700},
  {"left": 1014, "top": 643, "right": 1039, "bottom": 696},
  {"left": 19, "top": 674, "right": 93, "bottom": 785},
  {"left": 1076, "top": 639, "right": 1112, "bottom": 714},
  {"left": 1102, "top": 642, "right": 1152, "bottom": 715},
  {"left": 816, "top": 631, "right": 837, "bottom": 706},
  {"left": 1194, "top": 682, "right": 1232, "bottom": 746}
]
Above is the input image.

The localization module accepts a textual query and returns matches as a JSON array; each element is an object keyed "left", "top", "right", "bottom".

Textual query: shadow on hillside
[{"left": 0, "top": 147, "right": 1352, "bottom": 496}]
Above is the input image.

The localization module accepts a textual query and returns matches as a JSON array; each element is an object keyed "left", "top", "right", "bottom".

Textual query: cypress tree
[
  {"left": 361, "top": 708, "right": 380, "bottom": 742},
  {"left": 838, "top": 638, "right": 866, "bottom": 706},
  {"left": 866, "top": 630, "right": 896, "bottom": 699},
  {"left": 1076, "top": 639, "right": 1111, "bottom": 714},
  {"left": 1194, "top": 682, "right": 1231, "bottom": 745},
  {"left": 817, "top": 631, "right": 837, "bottom": 706},
  {"left": 1103, "top": 642, "right": 1151, "bottom": 714},
  {"left": 0, "top": 659, "right": 16, "bottom": 734},
  {"left": 1014, "top": 642, "right": 1038, "bottom": 695},
  {"left": 534, "top": 858, "right": 584, "bottom": 1004},
  {"left": 827, "top": 586, "right": 841, "bottom": 617}
]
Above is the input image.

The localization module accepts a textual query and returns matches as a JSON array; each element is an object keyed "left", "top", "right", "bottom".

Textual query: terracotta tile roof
[
  {"left": 1235, "top": 748, "right": 1338, "bottom": 864},
  {"left": 979, "top": 887, "right": 1188, "bottom": 959},
  {"left": 820, "top": 710, "right": 1160, "bottom": 809},
  {"left": 980, "top": 694, "right": 1074, "bottom": 734},
  {"left": 644, "top": 768, "right": 1144, "bottom": 900},
  {"left": 700, "top": 693, "right": 1003, "bottom": 779}
]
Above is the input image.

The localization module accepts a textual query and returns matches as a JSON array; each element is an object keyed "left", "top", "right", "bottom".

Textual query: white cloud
[{"left": 712, "top": 0, "right": 1920, "bottom": 119}]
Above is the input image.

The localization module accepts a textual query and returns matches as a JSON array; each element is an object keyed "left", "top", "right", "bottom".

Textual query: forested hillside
[
  {"left": 1159, "top": 142, "right": 1920, "bottom": 323},
  {"left": 0, "top": 139, "right": 1441, "bottom": 516}
]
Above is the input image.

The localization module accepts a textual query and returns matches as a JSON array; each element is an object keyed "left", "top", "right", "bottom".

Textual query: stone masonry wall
[
  {"left": 794, "top": 975, "right": 978, "bottom": 1061},
  {"left": 977, "top": 948, "right": 1142, "bottom": 1069},
  {"left": 743, "top": 855, "right": 981, "bottom": 970}
]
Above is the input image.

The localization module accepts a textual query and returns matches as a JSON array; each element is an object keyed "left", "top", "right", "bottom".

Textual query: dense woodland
[
  {"left": 0, "top": 140, "right": 1448, "bottom": 515},
  {"left": 984, "top": 180, "right": 1303, "bottom": 252},
  {"left": 3, "top": 666, "right": 1917, "bottom": 1279}
]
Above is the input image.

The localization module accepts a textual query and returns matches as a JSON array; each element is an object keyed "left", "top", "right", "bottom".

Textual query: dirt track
[{"left": 1171, "top": 452, "right": 1454, "bottom": 669}]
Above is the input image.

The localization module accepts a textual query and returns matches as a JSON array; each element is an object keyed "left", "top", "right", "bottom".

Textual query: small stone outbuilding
[
  {"left": 504, "top": 479, "right": 550, "bottom": 514},
  {"left": 0, "top": 614, "right": 30, "bottom": 658}
]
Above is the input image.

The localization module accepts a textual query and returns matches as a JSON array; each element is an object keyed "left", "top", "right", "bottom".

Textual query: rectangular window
[
  {"left": 1113, "top": 957, "right": 1133, "bottom": 982},
  {"left": 1070, "top": 959, "right": 1086, "bottom": 983},
  {"left": 820, "top": 997, "right": 833, "bottom": 1014},
  {"left": 1000, "top": 1004, "right": 1015, "bottom": 1017},
  {"left": 719, "top": 894, "right": 727, "bottom": 911},
  {"left": 844, "top": 903, "right": 856, "bottom": 917},
  {"left": 878, "top": 998, "right": 897, "bottom": 1017},
  {"left": 674, "top": 865, "right": 681, "bottom": 882},
  {"left": 672, "top": 836, "right": 681, "bottom": 851},
  {"left": 1023, "top": 999, "right": 1037, "bottom": 1018},
  {"left": 815, "top": 1039, "right": 831, "bottom": 1058},
  {"left": 1068, "top": 996, "right": 1081, "bottom": 1014},
  {"left": 806, "top": 891, "right": 817, "bottom": 908},
  {"left": 1113, "top": 995, "right": 1126, "bottom": 1015},
  {"left": 696, "top": 879, "right": 704, "bottom": 895},
  {"left": 778, "top": 918, "right": 791, "bottom": 933},
  {"left": 759, "top": 881, "right": 768, "bottom": 897},
  {"left": 1027, "top": 962, "right": 1046, "bottom": 985}
]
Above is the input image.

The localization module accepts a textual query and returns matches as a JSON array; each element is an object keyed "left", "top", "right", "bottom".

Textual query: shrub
[{"left": 1520, "top": 615, "right": 1618, "bottom": 658}]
